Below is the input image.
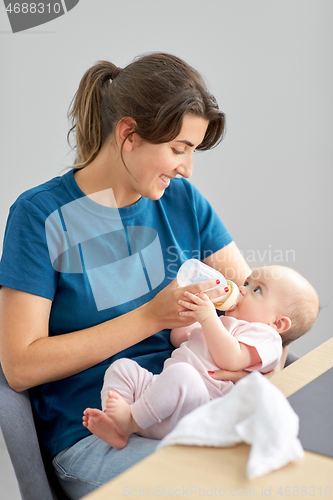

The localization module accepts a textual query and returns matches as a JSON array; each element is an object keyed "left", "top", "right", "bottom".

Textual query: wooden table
[{"left": 84, "top": 338, "right": 333, "bottom": 499}]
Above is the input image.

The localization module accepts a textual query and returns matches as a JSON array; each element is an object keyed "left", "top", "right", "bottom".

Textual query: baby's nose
[{"left": 239, "top": 285, "right": 246, "bottom": 296}]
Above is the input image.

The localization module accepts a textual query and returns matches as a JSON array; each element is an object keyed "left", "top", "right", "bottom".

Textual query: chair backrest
[{"left": 0, "top": 363, "right": 56, "bottom": 500}]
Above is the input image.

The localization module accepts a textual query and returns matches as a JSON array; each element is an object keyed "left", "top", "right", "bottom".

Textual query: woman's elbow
[{"left": 2, "top": 364, "right": 31, "bottom": 392}]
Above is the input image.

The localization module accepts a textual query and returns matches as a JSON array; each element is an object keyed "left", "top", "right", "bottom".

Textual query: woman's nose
[{"left": 176, "top": 154, "right": 193, "bottom": 178}]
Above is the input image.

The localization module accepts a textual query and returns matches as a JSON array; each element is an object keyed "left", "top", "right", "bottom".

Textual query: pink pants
[{"left": 101, "top": 358, "right": 212, "bottom": 440}]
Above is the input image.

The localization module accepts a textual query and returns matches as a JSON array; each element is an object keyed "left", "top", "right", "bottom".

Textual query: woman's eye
[
  {"left": 172, "top": 148, "right": 185, "bottom": 155},
  {"left": 254, "top": 287, "right": 262, "bottom": 294}
]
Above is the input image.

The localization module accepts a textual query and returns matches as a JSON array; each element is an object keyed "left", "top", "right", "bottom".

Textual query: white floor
[{"left": 0, "top": 428, "right": 21, "bottom": 500}]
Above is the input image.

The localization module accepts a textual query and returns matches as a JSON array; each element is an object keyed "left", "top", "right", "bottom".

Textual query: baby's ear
[{"left": 274, "top": 316, "right": 292, "bottom": 334}]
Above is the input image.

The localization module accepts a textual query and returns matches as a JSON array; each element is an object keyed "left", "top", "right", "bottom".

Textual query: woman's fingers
[
  {"left": 209, "top": 369, "right": 249, "bottom": 382},
  {"left": 184, "top": 278, "right": 217, "bottom": 294},
  {"left": 149, "top": 279, "right": 198, "bottom": 328},
  {"left": 184, "top": 279, "right": 230, "bottom": 301},
  {"left": 179, "top": 279, "right": 229, "bottom": 302}
]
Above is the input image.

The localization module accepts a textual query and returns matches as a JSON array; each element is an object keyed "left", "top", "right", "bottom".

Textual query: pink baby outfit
[{"left": 101, "top": 316, "right": 282, "bottom": 440}]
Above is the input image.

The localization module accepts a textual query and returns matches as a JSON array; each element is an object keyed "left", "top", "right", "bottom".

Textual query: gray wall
[{"left": 0, "top": 0, "right": 332, "bottom": 358}]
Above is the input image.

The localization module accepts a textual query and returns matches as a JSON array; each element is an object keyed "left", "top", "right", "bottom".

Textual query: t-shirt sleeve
[
  {"left": 182, "top": 179, "right": 233, "bottom": 258},
  {"left": 235, "top": 322, "right": 283, "bottom": 373},
  {"left": 0, "top": 198, "right": 58, "bottom": 300}
]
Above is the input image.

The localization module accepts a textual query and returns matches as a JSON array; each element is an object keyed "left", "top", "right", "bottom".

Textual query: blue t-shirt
[{"left": 0, "top": 169, "right": 233, "bottom": 457}]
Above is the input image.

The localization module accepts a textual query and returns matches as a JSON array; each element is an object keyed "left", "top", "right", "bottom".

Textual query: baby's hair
[
  {"left": 67, "top": 52, "right": 226, "bottom": 168},
  {"left": 273, "top": 266, "right": 320, "bottom": 347},
  {"left": 281, "top": 290, "right": 320, "bottom": 347}
]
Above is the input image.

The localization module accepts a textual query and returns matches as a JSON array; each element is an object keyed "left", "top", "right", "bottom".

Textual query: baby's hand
[{"left": 178, "top": 291, "right": 216, "bottom": 324}]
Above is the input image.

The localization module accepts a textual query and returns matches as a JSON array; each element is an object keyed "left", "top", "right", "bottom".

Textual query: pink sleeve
[{"left": 232, "top": 321, "right": 283, "bottom": 373}]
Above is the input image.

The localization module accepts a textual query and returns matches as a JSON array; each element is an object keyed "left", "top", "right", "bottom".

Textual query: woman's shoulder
[
  {"left": 14, "top": 173, "right": 67, "bottom": 203},
  {"left": 10, "top": 171, "right": 74, "bottom": 216}
]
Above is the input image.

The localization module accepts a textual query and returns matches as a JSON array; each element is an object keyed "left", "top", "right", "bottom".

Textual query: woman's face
[{"left": 122, "top": 114, "right": 209, "bottom": 201}]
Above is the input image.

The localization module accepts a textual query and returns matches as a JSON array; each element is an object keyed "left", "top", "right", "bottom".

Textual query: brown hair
[{"left": 68, "top": 53, "right": 226, "bottom": 168}]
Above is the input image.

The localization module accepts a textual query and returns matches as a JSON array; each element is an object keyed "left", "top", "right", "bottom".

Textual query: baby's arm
[
  {"left": 178, "top": 291, "right": 261, "bottom": 371},
  {"left": 170, "top": 323, "right": 200, "bottom": 347}
]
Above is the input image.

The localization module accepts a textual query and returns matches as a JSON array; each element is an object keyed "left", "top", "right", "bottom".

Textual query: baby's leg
[
  {"left": 83, "top": 358, "right": 154, "bottom": 449},
  {"left": 131, "top": 362, "right": 211, "bottom": 439},
  {"left": 101, "top": 358, "right": 155, "bottom": 410}
]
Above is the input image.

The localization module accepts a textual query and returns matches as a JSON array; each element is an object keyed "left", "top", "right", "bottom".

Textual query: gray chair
[
  {"left": 284, "top": 351, "right": 299, "bottom": 367},
  {"left": 0, "top": 364, "right": 70, "bottom": 500}
]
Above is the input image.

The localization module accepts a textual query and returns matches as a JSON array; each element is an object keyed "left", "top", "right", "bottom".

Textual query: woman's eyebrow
[{"left": 175, "top": 139, "right": 195, "bottom": 147}]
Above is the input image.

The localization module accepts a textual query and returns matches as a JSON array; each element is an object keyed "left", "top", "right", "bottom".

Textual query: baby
[{"left": 83, "top": 265, "right": 319, "bottom": 449}]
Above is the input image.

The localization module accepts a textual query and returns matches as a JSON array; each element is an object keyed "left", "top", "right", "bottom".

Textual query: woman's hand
[
  {"left": 209, "top": 345, "right": 290, "bottom": 382},
  {"left": 147, "top": 278, "right": 229, "bottom": 331},
  {"left": 208, "top": 369, "right": 249, "bottom": 383}
]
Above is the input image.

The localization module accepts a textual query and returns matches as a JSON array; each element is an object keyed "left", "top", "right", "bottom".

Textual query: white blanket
[{"left": 158, "top": 372, "right": 304, "bottom": 479}]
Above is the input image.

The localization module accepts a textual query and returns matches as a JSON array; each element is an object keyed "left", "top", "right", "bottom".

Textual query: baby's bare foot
[
  {"left": 83, "top": 405, "right": 127, "bottom": 449},
  {"left": 83, "top": 391, "right": 139, "bottom": 450},
  {"left": 105, "top": 391, "right": 140, "bottom": 438}
]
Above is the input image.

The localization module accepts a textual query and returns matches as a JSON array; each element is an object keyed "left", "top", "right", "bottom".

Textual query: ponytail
[{"left": 67, "top": 61, "right": 121, "bottom": 168}]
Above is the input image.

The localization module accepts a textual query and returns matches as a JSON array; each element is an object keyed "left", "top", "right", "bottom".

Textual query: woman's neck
[{"left": 73, "top": 145, "right": 141, "bottom": 208}]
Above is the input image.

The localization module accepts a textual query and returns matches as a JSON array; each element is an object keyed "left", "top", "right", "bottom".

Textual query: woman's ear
[
  {"left": 115, "top": 117, "right": 137, "bottom": 152},
  {"left": 274, "top": 316, "right": 292, "bottom": 334}
]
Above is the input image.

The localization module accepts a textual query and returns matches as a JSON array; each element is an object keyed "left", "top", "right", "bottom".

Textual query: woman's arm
[
  {"left": 0, "top": 287, "right": 160, "bottom": 392},
  {"left": 203, "top": 241, "right": 251, "bottom": 287},
  {"left": 179, "top": 291, "right": 261, "bottom": 371},
  {"left": 0, "top": 276, "right": 224, "bottom": 393}
]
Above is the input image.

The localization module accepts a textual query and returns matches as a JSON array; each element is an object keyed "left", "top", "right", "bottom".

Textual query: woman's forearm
[
  {"left": 203, "top": 242, "right": 251, "bottom": 287},
  {"left": 0, "top": 288, "right": 161, "bottom": 392},
  {"left": 0, "top": 277, "right": 223, "bottom": 392}
]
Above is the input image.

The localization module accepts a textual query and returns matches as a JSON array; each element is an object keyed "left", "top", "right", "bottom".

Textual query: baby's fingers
[
  {"left": 178, "top": 299, "right": 198, "bottom": 310},
  {"left": 184, "top": 291, "right": 206, "bottom": 304}
]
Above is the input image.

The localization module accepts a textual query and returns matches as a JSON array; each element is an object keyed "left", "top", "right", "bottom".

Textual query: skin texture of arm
[
  {"left": 203, "top": 241, "right": 251, "bottom": 287},
  {"left": 179, "top": 291, "right": 261, "bottom": 371}
]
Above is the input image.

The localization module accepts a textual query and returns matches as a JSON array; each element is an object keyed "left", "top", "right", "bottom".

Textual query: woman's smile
[{"left": 159, "top": 174, "right": 172, "bottom": 187}]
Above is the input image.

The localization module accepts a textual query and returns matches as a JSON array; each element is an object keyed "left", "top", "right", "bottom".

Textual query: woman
[{"left": 0, "top": 53, "right": 279, "bottom": 499}]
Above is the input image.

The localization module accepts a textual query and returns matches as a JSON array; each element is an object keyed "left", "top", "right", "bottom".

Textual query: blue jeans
[{"left": 52, "top": 434, "right": 159, "bottom": 499}]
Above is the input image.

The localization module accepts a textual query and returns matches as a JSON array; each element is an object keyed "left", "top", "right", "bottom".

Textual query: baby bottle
[{"left": 177, "top": 258, "right": 239, "bottom": 311}]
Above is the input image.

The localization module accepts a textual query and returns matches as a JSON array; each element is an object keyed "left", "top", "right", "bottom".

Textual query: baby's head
[{"left": 225, "top": 265, "right": 320, "bottom": 346}]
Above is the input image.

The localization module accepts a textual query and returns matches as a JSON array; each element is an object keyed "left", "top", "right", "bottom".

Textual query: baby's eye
[
  {"left": 254, "top": 287, "right": 262, "bottom": 294},
  {"left": 244, "top": 281, "right": 249, "bottom": 287},
  {"left": 172, "top": 148, "right": 185, "bottom": 155}
]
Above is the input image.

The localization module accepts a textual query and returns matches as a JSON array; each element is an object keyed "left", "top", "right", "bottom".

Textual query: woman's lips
[{"left": 160, "top": 174, "right": 171, "bottom": 186}]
